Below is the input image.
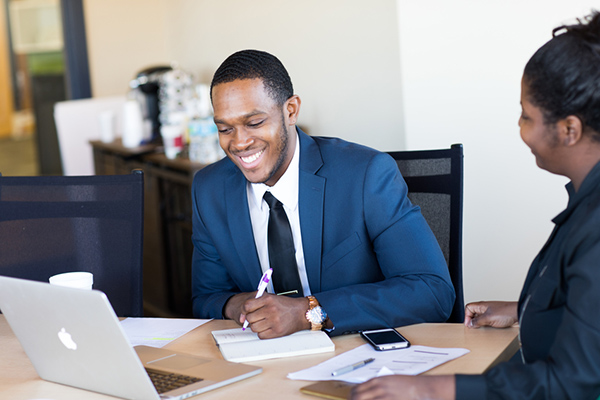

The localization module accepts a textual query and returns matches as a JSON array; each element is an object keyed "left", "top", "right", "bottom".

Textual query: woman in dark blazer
[{"left": 351, "top": 10, "right": 600, "bottom": 400}]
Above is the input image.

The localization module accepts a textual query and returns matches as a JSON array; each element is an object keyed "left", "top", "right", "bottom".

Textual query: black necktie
[{"left": 263, "top": 191, "right": 304, "bottom": 297}]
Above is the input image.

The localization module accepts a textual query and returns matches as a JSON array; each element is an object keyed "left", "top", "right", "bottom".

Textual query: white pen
[
  {"left": 331, "top": 357, "right": 375, "bottom": 376},
  {"left": 242, "top": 268, "right": 273, "bottom": 331}
]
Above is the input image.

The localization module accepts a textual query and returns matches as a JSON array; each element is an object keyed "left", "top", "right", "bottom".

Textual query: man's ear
[
  {"left": 559, "top": 115, "right": 583, "bottom": 146},
  {"left": 284, "top": 95, "right": 301, "bottom": 126}
]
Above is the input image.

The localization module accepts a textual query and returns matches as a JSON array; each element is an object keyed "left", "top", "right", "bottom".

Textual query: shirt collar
[
  {"left": 249, "top": 132, "right": 300, "bottom": 212},
  {"left": 553, "top": 159, "right": 600, "bottom": 225}
]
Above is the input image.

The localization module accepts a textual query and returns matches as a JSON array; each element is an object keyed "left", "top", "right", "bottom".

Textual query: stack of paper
[{"left": 121, "top": 318, "right": 210, "bottom": 347}]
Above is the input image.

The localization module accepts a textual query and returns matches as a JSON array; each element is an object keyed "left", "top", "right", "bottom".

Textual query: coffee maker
[{"left": 128, "top": 65, "right": 172, "bottom": 143}]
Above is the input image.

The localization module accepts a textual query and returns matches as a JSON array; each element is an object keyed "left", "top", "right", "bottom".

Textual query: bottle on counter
[
  {"left": 160, "top": 111, "right": 187, "bottom": 159},
  {"left": 188, "top": 84, "right": 221, "bottom": 164}
]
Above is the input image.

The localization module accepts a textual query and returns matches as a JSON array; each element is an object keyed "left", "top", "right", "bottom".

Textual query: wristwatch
[{"left": 305, "top": 295, "right": 327, "bottom": 331}]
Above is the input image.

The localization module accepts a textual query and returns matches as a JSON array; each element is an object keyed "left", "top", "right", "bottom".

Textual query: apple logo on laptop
[{"left": 58, "top": 328, "right": 78, "bottom": 350}]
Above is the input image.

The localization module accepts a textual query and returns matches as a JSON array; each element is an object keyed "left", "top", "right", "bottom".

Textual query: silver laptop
[{"left": 0, "top": 276, "right": 262, "bottom": 399}]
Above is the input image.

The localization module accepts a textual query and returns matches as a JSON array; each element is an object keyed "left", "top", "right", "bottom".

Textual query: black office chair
[
  {"left": 387, "top": 144, "right": 464, "bottom": 323},
  {"left": 0, "top": 171, "right": 144, "bottom": 317}
]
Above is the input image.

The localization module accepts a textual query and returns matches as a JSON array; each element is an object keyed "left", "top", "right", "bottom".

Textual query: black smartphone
[{"left": 360, "top": 328, "right": 410, "bottom": 351}]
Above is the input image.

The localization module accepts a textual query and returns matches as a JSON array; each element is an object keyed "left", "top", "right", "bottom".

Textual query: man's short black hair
[
  {"left": 524, "top": 10, "right": 600, "bottom": 140},
  {"left": 210, "top": 49, "right": 294, "bottom": 107}
]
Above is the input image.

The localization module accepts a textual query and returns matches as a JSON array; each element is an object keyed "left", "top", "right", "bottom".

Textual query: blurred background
[{"left": 0, "top": 0, "right": 596, "bottom": 311}]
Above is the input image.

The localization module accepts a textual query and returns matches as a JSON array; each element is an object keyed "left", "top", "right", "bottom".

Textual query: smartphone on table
[{"left": 360, "top": 328, "right": 410, "bottom": 351}]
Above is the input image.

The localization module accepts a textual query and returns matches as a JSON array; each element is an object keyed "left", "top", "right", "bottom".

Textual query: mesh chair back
[
  {"left": 387, "top": 144, "right": 464, "bottom": 323},
  {"left": 0, "top": 171, "right": 144, "bottom": 317}
]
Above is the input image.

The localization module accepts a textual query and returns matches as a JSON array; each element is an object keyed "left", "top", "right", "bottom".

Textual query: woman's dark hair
[
  {"left": 210, "top": 49, "right": 293, "bottom": 107},
  {"left": 524, "top": 11, "right": 600, "bottom": 140}
]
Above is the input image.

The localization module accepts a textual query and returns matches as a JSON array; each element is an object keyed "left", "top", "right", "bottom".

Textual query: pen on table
[
  {"left": 242, "top": 268, "right": 273, "bottom": 331},
  {"left": 331, "top": 357, "right": 375, "bottom": 376}
]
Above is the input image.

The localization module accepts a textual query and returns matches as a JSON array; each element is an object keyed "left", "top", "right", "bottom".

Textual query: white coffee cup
[
  {"left": 122, "top": 100, "right": 144, "bottom": 148},
  {"left": 161, "top": 123, "right": 184, "bottom": 159},
  {"left": 98, "top": 110, "right": 116, "bottom": 143},
  {"left": 49, "top": 272, "right": 93, "bottom": 290}
]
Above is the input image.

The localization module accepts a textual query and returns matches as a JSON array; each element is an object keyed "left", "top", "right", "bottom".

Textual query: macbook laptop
[{"left": 0, "top": 276, "right": 262, "bottom": 399}]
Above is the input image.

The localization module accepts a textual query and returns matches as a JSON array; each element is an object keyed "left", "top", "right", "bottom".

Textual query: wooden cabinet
[{"left": 91, "top": 140, "right": 204, "bottom": 317}]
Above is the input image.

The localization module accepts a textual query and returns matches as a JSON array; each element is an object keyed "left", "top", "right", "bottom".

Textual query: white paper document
[
  {"left": 288, "top": 344, "right": 469, "bottom": 383},
  {"left": 121, "top": 317, "right": 211, "bottom": 348}
]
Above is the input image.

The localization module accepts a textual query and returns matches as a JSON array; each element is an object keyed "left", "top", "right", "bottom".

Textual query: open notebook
[
  {"left": 0, "top": 276, "right": 261, "bottom": 400},
  {"left": 212, "top": 327, "right": 335, "bottom": 363}
]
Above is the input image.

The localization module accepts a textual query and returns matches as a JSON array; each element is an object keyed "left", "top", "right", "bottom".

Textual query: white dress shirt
[{"left": 247, "top": 134, "right": 311, "bottom": 296}]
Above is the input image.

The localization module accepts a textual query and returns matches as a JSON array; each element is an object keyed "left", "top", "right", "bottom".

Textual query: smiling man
[{"left": 190, "top": 49, "right": 455, "bottom": 339}]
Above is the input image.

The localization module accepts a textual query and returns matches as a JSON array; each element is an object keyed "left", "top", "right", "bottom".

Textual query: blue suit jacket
[{"left": 191, "top": 129, "right": 455, "bottom": 335}]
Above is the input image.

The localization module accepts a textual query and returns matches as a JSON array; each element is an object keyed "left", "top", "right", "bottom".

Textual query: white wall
[
  {"left": 84, "top": 0, "right": 405, "bottom": 151},
  {"left": 83, "top": 0, "right": 170, "bottom": 97},
  {"left": 397, "top": 1, "right": 595, "bottom": 304}
]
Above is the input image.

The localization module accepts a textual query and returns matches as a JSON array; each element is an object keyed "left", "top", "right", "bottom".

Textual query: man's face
[{"left": 212, "top": 79, "right": 297, "bottom": 186}]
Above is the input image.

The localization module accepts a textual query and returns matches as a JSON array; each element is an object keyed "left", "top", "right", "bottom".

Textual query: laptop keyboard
[{"left": 146, "top": 368, "right": 203, "bottom": 394}]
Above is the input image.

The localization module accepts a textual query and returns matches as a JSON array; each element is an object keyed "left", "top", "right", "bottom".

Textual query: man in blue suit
[{"left": 191, "top": 49, "right": 454, "bottom": 338}]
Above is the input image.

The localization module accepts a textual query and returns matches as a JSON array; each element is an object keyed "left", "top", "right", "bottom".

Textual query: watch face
[{"left": 307, "top": 306, "right": 327, "bottom": 323}]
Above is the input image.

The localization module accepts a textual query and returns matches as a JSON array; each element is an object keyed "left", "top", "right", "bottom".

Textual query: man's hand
[
  {"left": 464, "top": 301, "right": 518, "bottom": 329},
  {"left": 223, "top": 292, "right": 258, "bottom": 323},
  {"left": 223, "top": 292, "right": 310, "bottom": 339}
]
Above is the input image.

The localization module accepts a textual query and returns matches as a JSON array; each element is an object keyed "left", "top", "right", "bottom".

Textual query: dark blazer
[
  {"left": 191, "top": 129, "right": 455, "bottom": 335},
  {"left": 455, "top": 160, "right": 600, "bottom": 399}
]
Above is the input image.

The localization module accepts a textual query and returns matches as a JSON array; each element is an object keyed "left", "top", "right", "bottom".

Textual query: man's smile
[{"left": 238, "top": 149, "right": 265, "bottom": 167}]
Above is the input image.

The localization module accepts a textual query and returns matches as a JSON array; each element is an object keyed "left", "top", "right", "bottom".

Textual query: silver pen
[{"left": 331, "top": 357, "right": 375, "bottom": 376}]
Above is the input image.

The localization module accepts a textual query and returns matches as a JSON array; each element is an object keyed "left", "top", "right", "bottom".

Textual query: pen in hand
[
  {"left": 242, "top": 268, "right": 273, "bottom": 331},
  {"left": 331, "top": 357, "right": 375, "bottom": 376}
]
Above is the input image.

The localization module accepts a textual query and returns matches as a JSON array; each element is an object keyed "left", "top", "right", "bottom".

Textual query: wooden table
[{"left": 0, "top": 317, "right": 519, "bottom": 399}]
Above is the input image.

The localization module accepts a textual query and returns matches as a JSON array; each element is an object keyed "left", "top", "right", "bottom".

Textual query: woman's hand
[{"left": 464, "top": 301, "right": 518, "bottom": 329}]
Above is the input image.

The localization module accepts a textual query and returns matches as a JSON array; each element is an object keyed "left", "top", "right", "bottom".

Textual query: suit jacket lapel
[
  {"left": 225, "top": 170, "right": 263, "bottom": 285},
  {"left": 298, "top": 130, "right": 325, "bottom": 293}
]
